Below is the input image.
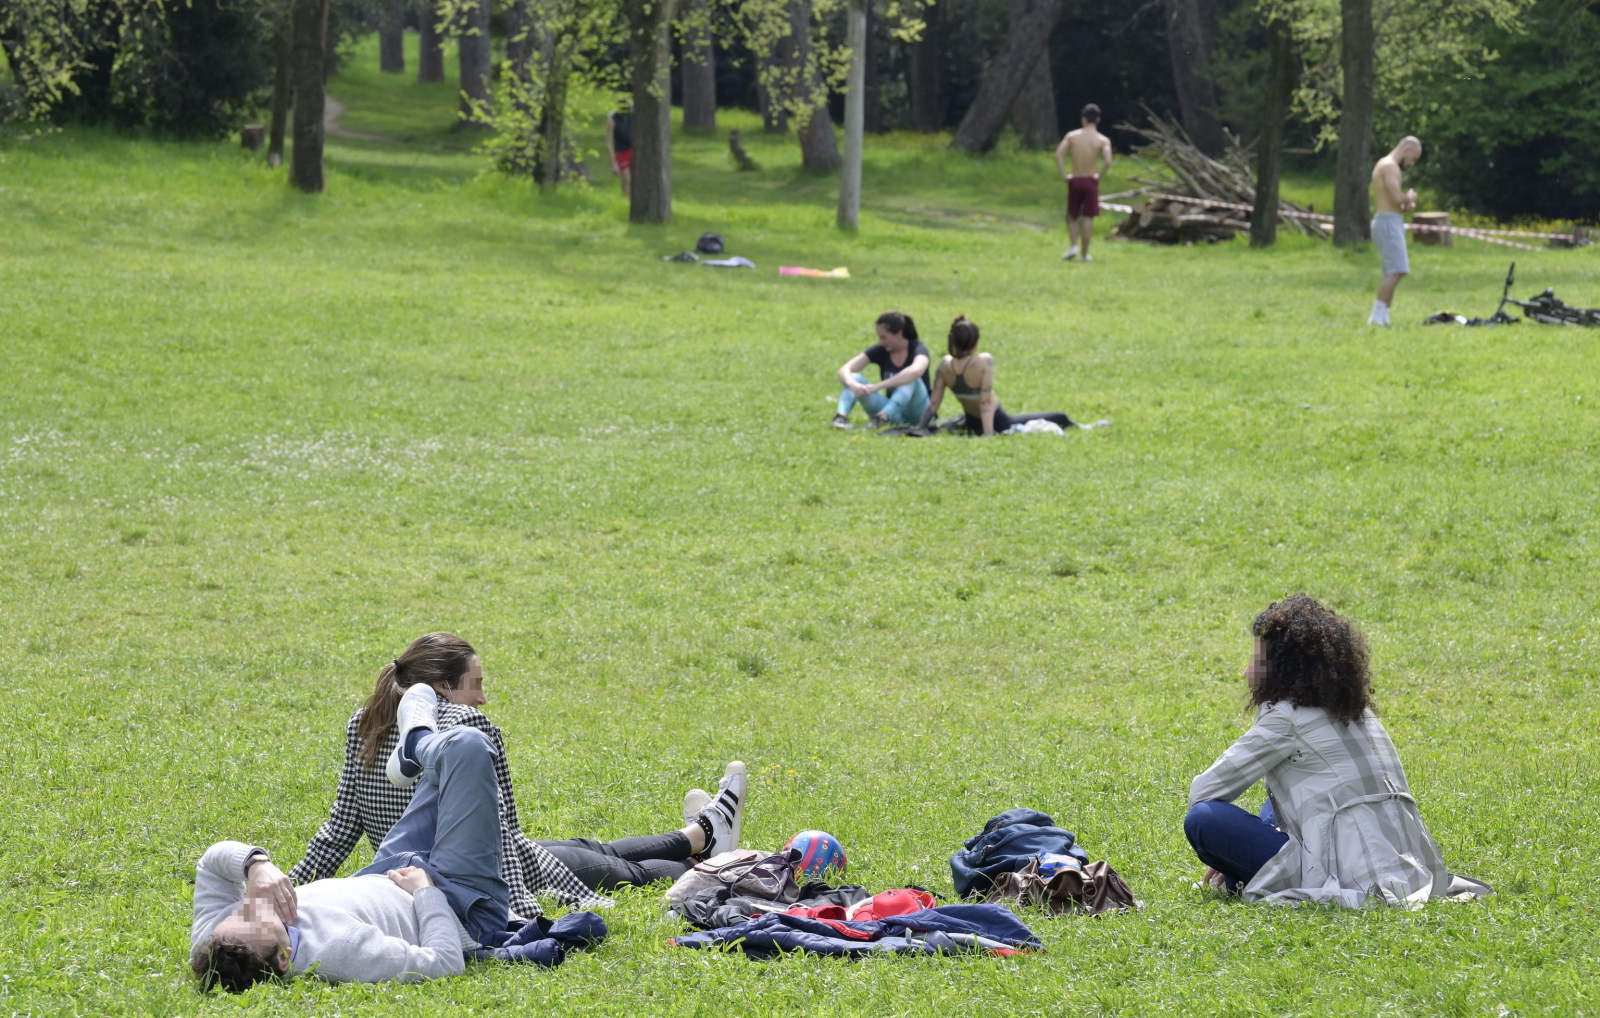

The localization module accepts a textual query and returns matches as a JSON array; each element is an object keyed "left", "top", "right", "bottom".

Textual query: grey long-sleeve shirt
[{"left": 191, "top": 841, "right": 472, "bottom": 983}]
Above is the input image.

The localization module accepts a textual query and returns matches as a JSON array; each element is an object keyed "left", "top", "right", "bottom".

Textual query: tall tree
[
  {"left": 456, "top": 0, "right": 492, "bottom": 127},
  {"left": 950, "top": 0, "right": 1068, "bottom": 153},
  {"left": 1333, "top": 0, "right": 1374, "bottom": 245},
  {"left": 628, "top": 0, "right": 683, "bottom": 222},
  {"left": 1007, "top": 0, "right": 1058, "bottom": 148},
  {"left": 790, "top": 0, "right": 840, "bottom": 169},
  {"left": 907, "top": 0, "right": 943, "bottom": 132},
  {"left": 862, "top": 0, "right": 882, "bottom": 133},
  {"left": 756, "top": 32, "right": 789, "bottom": 132},
  {"left": 1162, "top": 0, "right": 1222, "bottom": 154},
  {"left": 1250, "top": 11, "right": 1298, "bottom": 248},
  {"left": 289, "top": 0, "right": 330, "bottom": 192},
  {"left": 267, "top": 8, "right": 293, "bottom": 167},
  {"left": 418, "top": 0, "right": 445, "bottom": 81},
  {"left": 379, "top": 0, "right": 405, "bottom": 72},
  {"left": 837, "top": 0, "right": 866, "bottom": 228},
  {"left": 681, "top": 0, "right": 717, "bottom": 130}
]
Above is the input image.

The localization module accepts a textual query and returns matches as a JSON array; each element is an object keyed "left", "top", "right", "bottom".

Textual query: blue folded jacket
[
  {"left": 949, "top": 808, "right": 1090, "bottom": 898},
  {"left": 471, "top": 910, "right": 609, "bottom": 967}
]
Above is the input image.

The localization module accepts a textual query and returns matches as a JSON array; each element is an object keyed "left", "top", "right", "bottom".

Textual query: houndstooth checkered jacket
[{"left": 288, "top": 703, "right": 614, "bottom": 917}]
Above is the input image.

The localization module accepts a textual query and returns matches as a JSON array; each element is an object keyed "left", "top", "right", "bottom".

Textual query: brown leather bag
[{"left": 984, "top": 858, "right": 1139, "bottom": 915}]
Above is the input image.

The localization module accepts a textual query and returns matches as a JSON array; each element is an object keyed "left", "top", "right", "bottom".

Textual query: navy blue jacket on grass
[{"left": 949, "top": 808, "right": 1090, "bottom": 898}]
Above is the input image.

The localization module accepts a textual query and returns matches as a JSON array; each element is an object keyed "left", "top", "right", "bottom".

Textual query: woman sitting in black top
[
  {"left": 832, "top": 311, "right": 932, "bottom": 429},
  {"left": 920, "top": 316, "right": 1078, "bottom": 436}
]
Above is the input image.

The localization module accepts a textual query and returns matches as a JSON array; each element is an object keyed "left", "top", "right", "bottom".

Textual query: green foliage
[
  {"left": 1261, "top": 0, "right": 1532, "bottom": 150},
  {"left": 0, "top": 0, "right": 165, "bottom": 124},
  {"left": 472, "top": 0, "right": 625, "bottom": 182},
  {"left": 1410, "top": 0, "right": 1600, "bottom": 222}
]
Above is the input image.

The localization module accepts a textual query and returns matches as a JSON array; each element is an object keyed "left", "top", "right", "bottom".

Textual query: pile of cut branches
[{"left": 1112, "top": 108, "right": 1324, "bottom": 244}]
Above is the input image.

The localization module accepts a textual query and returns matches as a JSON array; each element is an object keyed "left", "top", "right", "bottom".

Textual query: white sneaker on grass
[
  {"left": 1062, "top": 245, "right": 1079, "bottom": 261},
  {"left": 693, "top": 761, "right": 746, "bottom": 857},
  {"left": 683, "top": 788, "right": 711, "bottom": 825},
  {"left": 385, "top": 682, "right": 439, "bottom": 789}
]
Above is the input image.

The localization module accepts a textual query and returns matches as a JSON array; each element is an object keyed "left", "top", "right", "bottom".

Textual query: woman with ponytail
[
  {"left": 291, "top": 633, "right": 748, "bottom": 917},
  {"left": 920, "top": 315, "right": 1081, "bottom": 437},
  {"left": 832, "top": 311, "right": 932, "bottom": 429}
]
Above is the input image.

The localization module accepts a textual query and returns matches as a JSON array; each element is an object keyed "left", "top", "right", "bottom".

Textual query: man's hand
[
  {"left": 1403, "top": 188, "right": 1417, "bottom": 211},
  {"left": 387, "top": 866, "right": 434, "bottom": 894},
  {"left": 245, "top": 857, "right": 298, "bottom": 925}
]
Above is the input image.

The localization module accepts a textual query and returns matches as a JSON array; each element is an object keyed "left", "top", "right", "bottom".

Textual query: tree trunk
[
  {"left": 1007, "top": 0, "right": 1058, "bottom": 148},
  {"left": 505, "top": 0, "right": 543, "bottom": 75},
  {"left": 379, "top": 0, "right": 405, "bottom": 73},
  {"left": 950, "top": 0, "right": 1068, "bottom": 153},
  {"left": 1250, "top": 14, "right": 1297, "bottom": 249},
  {"left": 790, "top": 0, "right": 840, "bottom": 170},
  {"left": 536, "top": 37, "right": 572, "bottom": 187},
  {"left": 418, "top": 0, "right": 445, "bottom": 82},
  {"left": 863, "top": 0, "right": 882, "bottom": 133},
  {"left": 289, "top": 0, "right": 329, "bottom": 193},
  {"left": 267, "top": 14, "right": 292, "bottom": 168},
  {"left": 681, "top": 0, "right": 717, "bottom": 131},
  {"left": 837, "top": 0, "right": 866, "bottom": 229},
  {"left": 628, "top": 0, "right": 683, "bottom": 223},
  {"left": 456, "top": 0, "right": 492, "bottom": 128},
  {"left": 1333, "top": 0, "right": 1374, "bottom": 246},
  {"left": 908, "top": 0, "right": 943, "bottom": 132},
  {"left": 1163, "top": 0, "right": 1222, "bottom": 155}
]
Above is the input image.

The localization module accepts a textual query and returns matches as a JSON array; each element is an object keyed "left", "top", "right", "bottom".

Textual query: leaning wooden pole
[{"left": 836, "top": 0, "right": 866, "bottom": 230}]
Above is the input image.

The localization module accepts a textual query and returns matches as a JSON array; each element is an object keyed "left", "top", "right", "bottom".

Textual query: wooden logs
[
  {"left": 240, "top": 124, "right": 266, "bottom": 150},
  {"left": 1412, "top": 211, "right": 1452, "bottom": 246},
  {"left": 1114, "top": 196, "right": 1244, "bottom": 244}
]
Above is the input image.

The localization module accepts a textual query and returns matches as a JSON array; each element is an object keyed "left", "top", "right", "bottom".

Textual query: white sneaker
[
  {"left": 694, "top": 761, "right": 746, "bottom": 857},
  {"left": 385, "top": 683, "right": 439, "bottom": 788},
  {"left": 1082, "top": 254, "right": 1095, "bottom": 263},
  {"left": 1061, "top": 245, "right": 1079, "bottom": 261},
  {"left": 683, "top": 788, "right": 711, "bottom": 825}
]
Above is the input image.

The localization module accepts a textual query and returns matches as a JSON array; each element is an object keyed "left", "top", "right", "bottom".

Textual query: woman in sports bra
[{"left": 920, "top": 316, "right": 1077, "bottom": 436}]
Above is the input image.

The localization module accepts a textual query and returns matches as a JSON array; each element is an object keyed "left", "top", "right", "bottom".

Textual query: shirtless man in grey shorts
[{"left": 1367, "top": 137, "right": 1421, "bottom": 326}]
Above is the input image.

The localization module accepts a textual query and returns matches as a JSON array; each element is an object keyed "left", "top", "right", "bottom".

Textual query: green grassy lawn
[{"left": 2, "top": 35, "right": 1599, "bottom": 1018}]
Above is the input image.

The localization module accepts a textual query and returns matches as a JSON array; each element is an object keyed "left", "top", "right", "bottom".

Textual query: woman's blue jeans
[
  {"left": 837, "top": 374, "right": 930, "bottom": 425},
  {"left": 1183, "top": 798, "right": 1289, "bottom": 892}
]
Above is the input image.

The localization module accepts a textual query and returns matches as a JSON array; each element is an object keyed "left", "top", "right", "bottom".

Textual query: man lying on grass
[
  {"left": 191, "top": 680, "right": 510, "bottom": 988},
  {"left": 1185, "top": 594, "right": 1492, "bottom": 907}
]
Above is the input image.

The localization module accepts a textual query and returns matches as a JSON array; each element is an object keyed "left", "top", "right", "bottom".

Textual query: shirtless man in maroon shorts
[{"left": 1054, "top": 104, "right": 1114, "bottom": 262}]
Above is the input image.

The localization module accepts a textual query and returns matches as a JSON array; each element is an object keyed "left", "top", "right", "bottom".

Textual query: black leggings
[
  {"left": 535, "top": 832, "right": 694, "bottom": 890},
  {"left": 962, "top": 405, "right": 1074, "bottom": 435}
]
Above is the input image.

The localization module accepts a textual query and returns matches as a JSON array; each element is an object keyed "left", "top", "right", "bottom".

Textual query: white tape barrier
[{"left": 1129, "top": 192, "right": 1581, "bottom": 248}]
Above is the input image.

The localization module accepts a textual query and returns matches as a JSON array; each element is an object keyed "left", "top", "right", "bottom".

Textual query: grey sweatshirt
[{"left": 191, "top": 841, "right": 474, "bottom": 983}]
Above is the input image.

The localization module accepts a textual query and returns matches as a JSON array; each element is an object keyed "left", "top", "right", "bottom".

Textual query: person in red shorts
[
  {"left": 1054, "top": 104, "right": 1114, "bottom": 262},
  {"left": 606, "top": 100, "right": 634, "bottom": 199}
]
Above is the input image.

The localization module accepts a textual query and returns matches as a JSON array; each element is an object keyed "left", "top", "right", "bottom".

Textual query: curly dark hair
[
  {"left": 1250, "top": 594, "right": 1373, "bottom": 723},
  {"left": 192, "top": 935, "right": 278, "bottom": 993}
]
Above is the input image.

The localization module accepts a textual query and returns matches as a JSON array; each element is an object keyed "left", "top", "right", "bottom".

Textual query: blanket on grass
[{"left": 669, "top": 904, "right": 1041, "bottom": 958}]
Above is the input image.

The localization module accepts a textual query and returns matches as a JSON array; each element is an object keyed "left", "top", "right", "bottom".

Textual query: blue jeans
[
  {"left": 1183, "top": 798, "right": 1289, "bottom": 892},
  {"left": 357, "top": 726, "right": 509, "bottom": 944},
  {"left": 837, "top": 373, "right": 930, "bottom": 425}
]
